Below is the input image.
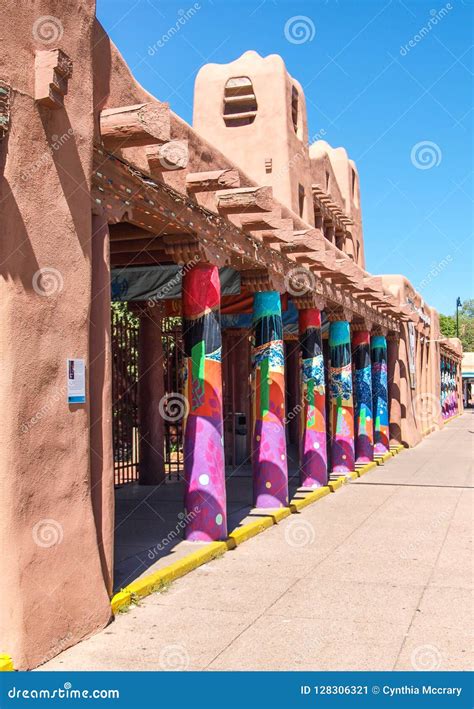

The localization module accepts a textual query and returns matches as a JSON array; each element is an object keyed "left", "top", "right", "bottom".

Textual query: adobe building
[{"left": 0, "top": 0, "right": 463, "bottom": 669}]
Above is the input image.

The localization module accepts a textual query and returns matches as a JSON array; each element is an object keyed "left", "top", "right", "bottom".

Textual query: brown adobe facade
[{"left": 0, "top": 0, "right": 463, "bottom": 669}]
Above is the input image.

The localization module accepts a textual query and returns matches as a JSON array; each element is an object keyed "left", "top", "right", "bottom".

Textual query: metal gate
[
  {"left": 112, "top": 303, "right": 140, "bottom": 485},
  {"left": 161, "top": 316, "right": 184, "bottom": 479}
]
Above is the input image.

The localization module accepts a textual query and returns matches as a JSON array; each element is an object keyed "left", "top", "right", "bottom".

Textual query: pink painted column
[
  {"left": 298, "top": 307, "right": 328, "bottom": 487},
  {"left": 182, "top": 263, "right": 227, "bottom": 541}
]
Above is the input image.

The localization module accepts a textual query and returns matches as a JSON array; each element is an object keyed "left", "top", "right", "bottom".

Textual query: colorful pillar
[
  {"left": 328, "top": 318, "right": 355, "bottom": 474},
  {"left": 298, "top": 308, "right": 327, "bottom": 487},
  {"left": 371, "top": 334, "right": 389, "bottom": 454},
  {"left": 352, "top": 327, "right": 374, "bottom": 463},
  {"left": 387, "top": 332, "right": 402, "bottom": 445},
  {"left": 252, "top": 291, "right": 288, "bottom": 507},
  {"left": 182, "top": 263, "right": 227, "bottom": 541}
]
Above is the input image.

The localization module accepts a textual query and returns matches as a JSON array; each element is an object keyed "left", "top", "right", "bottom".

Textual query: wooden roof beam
[
  {"left": 100, "top": 102, "right": 170, "bottom": 150},
  {"left": 186, "top": 169, "right": 240, "bottom": 191}
]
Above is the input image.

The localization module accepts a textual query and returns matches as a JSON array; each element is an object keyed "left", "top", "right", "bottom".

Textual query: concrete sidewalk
[{"left": 40, "top": 413, "right": 473, "bottom": 671}]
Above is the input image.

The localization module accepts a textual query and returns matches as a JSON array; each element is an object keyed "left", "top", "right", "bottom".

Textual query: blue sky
[{"left": 96, "top": 0, "right": 473, "bottom": 315}]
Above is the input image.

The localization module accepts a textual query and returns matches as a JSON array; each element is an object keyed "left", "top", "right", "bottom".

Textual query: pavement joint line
[{"left": 109, "top": 449, "right": 401, "bottom": 614}]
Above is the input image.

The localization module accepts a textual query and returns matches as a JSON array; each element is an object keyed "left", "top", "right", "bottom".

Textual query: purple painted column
[
  {"left": 182, "top": 263, "right": 227, "bottom": 541},
  {"left": 252, "top": 291, "right": 289, "bottom": 508},
  {"left": 298, "top": 307, "right": 328, "bottom": 487}
]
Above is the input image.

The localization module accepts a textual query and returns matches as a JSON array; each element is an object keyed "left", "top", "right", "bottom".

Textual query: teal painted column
[{"left": 371, "top": 334, "right": 389, "bottom": 454}]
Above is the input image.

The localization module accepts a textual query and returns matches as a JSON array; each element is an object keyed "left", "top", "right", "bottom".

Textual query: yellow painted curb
[
  {"left": 290, "top": 486, "right": 330, "bottom": 512},
  {"left": 111, "top": 590, "right": 132, "bottom": 614},
  {"left": 110, "top": 439, "right": 404, "bottom": 614},
  {"left": 261, "top": 507, "right": 292, "bottom": 524},
  {"left": 111, "top": 541, "right": 228, "bottom": 611},
  {"left": 0, "top": 655, "right": 14, "bottom": 672},
  {"left": 227, "top": 517, "right": 274, "bottom": 548}
]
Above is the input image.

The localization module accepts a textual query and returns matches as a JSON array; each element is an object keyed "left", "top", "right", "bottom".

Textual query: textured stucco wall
[{"left": 0, "top": 0, "right": 112, "bottom": 670}]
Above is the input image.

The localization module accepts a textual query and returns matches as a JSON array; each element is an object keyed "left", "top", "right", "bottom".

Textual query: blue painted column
[{"left": 371, "top": 334, "right": 389, "bottom": 454}]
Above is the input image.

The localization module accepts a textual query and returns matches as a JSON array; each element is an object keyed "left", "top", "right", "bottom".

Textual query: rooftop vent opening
[
  {"left": 291, "top": 85, "right": 299, "bottom": 135},
  {"left": 223, "top": 76, "right": 257, "bottom": 127}
]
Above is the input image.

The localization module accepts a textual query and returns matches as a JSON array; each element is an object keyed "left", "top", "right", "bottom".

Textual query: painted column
[
  {"left": 329, "top": 318, "right": 355, "bottom": 474},
  {"left": 387, "top": 332, "right": 402, "bottom": 445},
  {"left": 298, "top": 308, "right": 328, "bottom": 487},
  {"left": 371, "top": 334, "right": 390, "bottom": 454},
  {"left": 252, "top": 291, "right": 289, "bottom": 507},
  {"left": 138, "top": 305, "right": 165, "bottom": 485},
  {"left": 182, "top": 263, "right": 226, "bottom": 541},
  {"left": 352, "top": 328, "right": 374, "bottom": 463},
  {"left": 440, "top": 357, "right": 446, "bottom": 419}
]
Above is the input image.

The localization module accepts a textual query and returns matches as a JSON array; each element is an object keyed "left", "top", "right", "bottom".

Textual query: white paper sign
[{"left": 67, "top": 359, "right": 86, "bottom": 404}]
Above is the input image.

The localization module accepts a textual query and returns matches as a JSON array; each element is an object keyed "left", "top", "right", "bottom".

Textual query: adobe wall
[
  {"left": 379, "top": 275, "right": 443, "bottom": 445},
  {"left": 0, "top": 0, "right": 112, "bottom": 669}
]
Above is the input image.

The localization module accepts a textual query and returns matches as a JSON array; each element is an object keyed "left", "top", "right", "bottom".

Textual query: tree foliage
[{"left": 439, "top": 299, "right": 474, "bottom": 351}]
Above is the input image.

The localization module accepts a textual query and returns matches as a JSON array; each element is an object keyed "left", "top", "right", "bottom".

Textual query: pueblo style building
[{"left": 0, "top": 1, "right": 463, "bottom": 669}]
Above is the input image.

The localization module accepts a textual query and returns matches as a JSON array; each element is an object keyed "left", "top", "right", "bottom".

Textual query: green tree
[{"left": 439, "top": 299, "right": 474, "bottom": 351}]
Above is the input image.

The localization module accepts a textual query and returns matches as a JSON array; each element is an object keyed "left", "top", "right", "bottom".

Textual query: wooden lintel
[
  {"left": 186, "top": 169, "right": 240, "bottom": 191},
  {"left": 236, "top": 209, "right": 283, "bottom": 230},
  {"left": 216, "top": 186, "right": 274, "bottom": 213},
  {"left": 110, "top": 238, "right": 167, "bottom": 254},
  {"left": 100, "top": 102, "right": 170, "bottom": 150}
]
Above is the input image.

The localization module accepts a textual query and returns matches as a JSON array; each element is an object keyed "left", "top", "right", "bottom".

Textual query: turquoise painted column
[
  {"left": 371, "top": 334, "right": 389, "bottom": 454},
  {"left": 252, "top": 291, "right": 289, "bottom": 508},
  {"left": 328, "top": 317, "right": 355, "bottom": 474}
]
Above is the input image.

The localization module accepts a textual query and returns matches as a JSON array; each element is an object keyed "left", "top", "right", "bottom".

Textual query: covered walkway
[{"left": 40, "top": 412, "right": 472, "bottom": 671}]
